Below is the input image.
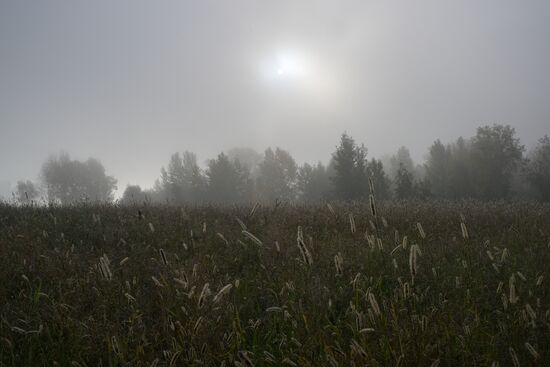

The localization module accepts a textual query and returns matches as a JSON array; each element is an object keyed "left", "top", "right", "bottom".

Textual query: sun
[
  {"left": 258, "top": 47, "right": 338, "bottom": 99},
  {"left": 259, "top": 49, "right": 311, "bottom": 82},
  {"left": 274, "top": 52, "right": 307, "bottom": 78}
]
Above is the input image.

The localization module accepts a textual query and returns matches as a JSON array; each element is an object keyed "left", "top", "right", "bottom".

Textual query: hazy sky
[{"left": 1, "top": 0, "right": 549, "bottom": 194}]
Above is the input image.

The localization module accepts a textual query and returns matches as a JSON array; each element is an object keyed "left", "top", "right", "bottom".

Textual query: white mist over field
[{"left": 1, "top": 1, "right": 549, "bottom": 197}]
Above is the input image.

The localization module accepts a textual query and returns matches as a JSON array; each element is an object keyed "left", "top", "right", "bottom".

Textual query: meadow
[{"left": 0, "top": 200, "right": 549, "bottom": 366}]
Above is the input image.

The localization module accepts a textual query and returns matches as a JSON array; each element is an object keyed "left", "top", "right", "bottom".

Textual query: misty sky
[{"left": 1, "top": 1, "right": 549, "bottom": 195}]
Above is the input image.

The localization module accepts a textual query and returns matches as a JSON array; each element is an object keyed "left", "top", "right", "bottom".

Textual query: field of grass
[{"left": 0, "top": 201, "right": 549, "bottom": 366}]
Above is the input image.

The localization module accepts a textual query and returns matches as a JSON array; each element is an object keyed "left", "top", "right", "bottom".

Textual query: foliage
[
  {"left": 424, "top": 125, "right": 530, "bottom": 201},
  {"left": 470, "top": 125, "right": 525, "bottom": 199},
  {"left": 159, "top": 152, "right": 207, "bottom": 203},
  {"left": 394, "top": 163, "right": 414, "bottom": 199},
  {"left": 331, "top": 133, "right": 369, "bottom": 201},
  {"left": 15, "top": 180, "right": 39, "bottom": 204},
  {"left": 0, "top": 201, "right": 549, "bottom": 366},
  {"left": 41, "top": 153, "right": 117, "bottom": 204},
  {"left": 206, "top": 153, "right": 253, "bottom": 204},
  {"left": 256, "top": 147, "right": 298, "bottom": 202},
  {"left": 385, "top": 146, "right": 416, "bottom": 181},
  {"left": 296, "top": 162, "right": 330, "bottom": 202},
  {"left": 526, "top": 135, "right": 550, "bottom": 201},
  {"left": 366, "top": 158, "right": 391, "bottom": 199},
  {"left": 121, "top": 185, "right": 148, "bottom": 205},
  {"left": 20, "top": 125, "right": 550, "bottom": 204},
  {"left": 425, "top": 139, "right": 451, "bottom": 198},
  {"left": 225, "top": 147, "right": 263, "bottom": 178}
]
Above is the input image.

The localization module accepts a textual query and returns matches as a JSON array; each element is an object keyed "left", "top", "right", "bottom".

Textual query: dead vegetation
[{"left": 0, "top": 201, "right": 549, "bottom": 366}]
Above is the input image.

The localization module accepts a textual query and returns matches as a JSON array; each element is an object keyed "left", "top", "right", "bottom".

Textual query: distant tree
[
  {"left": 0, "top": 180, "right": 11, "bottom": 201},
  {"left": 226, "top": 147, "right": 263, "bottom": 178},
  {"left": 388, "top": 146, "right": 415, "bottom": 180},
  {"left": 41, "top": 153, "right": 117, "bottom": 204},
  {"left": 330, "top": 133, "right": 368, "bottom": 201},
  {"left": 413, "top": 178, "right": 432, "bottom": 200},
  {"left": 233, "top": 160, "right": 255, "bottom": 202},
  {"left": 159, "top": 151, "right": 207, "bottom": 203},
  {"left": 148, "top": 179, "right": 170, "bottom": 203},
  {"left": 470, "top": 124, "right": 524, "bottom": 199},
  {"left": 366, "top": 158, "right": 391, "bottom": 200},
  {"left": 256, "top": 147, "right": 297, "bottom": 202},
  {"left": 16, "top": 180, "right": 38, "bottom": 203},
  {"left": 297, "top": 162, "right": 330, "bottom": 202},
  {"left": 446, "top": 137, "right": 475, "bottom": 199},
  {"left": 182, "top": 151, "right": 208, "bottom": 202},
  {"left": 206, "top": 153, "right": 252, "bottom": 204},
  {"left": 425, "top": 140, "right": 451, "bottom": 198},
  {"left": 394, "top": 163, "right": 414, "bottom": 199},
  {"left": 526, "top": 135, "right": 550, "bottom": 201},
  {"left": 82, "top": 158, "right": 118, "bottom": 201},
  {"left": 162, "top": 153, "right": 186, "bottom": 202},
  {"left": 121, "top": 185, "right": 148, "bottom": 204}
]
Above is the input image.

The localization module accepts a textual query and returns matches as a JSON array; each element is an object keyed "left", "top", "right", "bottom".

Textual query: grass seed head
[{"left": 159, "top": 248, "right": 168, "bottom": 266}]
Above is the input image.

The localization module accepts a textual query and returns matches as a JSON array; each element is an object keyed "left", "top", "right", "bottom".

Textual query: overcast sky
[{"left": 1, "top": 0, "right": 549, "bottom": 195}]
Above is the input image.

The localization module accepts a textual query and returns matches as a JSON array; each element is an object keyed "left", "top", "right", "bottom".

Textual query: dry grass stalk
[
  {"left": 213, "top": 284, "right": 233, "bottom": 303},
  {"left": 249, "top": 202, "right": 259, "bottom": 218},
  {"left": 525, "top": 342, "right": 540, "bottom": 360},
  {"left": 409, "top": 244, "right": 421, "bottom": 278},
  {"left": 242, "top": 230, "right": 263, "bottom": 246},
  {"left": 416, "top": 222, "right": 426, "bottom": 239},
  {"left": 151, "top": 276, "right": 163, "bottom": 287},
  {"left": 98, "top": 254, "right": 112, "bottom": 281},
  {"left": 460, "top": 222, "right": 469, "bottom": 239},
  {"left": 334, "top": 252, "right": 344, "bottom": 276},
  {"left": 368, "top": 292, "right": 381, "bottom": 316},
  {"left": 236, "top": 217, "right": 247, "bottom": 231},
  {"left": 369, "top": 194, "right": 377, "bottom": 218},
  {"left": 349, "top": 213, "right": 356, "bottom": 234},
  {"left": 198, "top": 283, "right": 211, "bottom": 308},
  {"left": 159, "top": 248, "right": 168, "bottom": 266},
  {"left": 217, "top": 232, "right": 229, "bottom": 245},
  {"left": 509, "top": 274, "right": 519, "bottom": 304},
  {"left": 508, "top": 347, "right": 520, "bottom": 367},
  {"left": 296, "top": 226, "right": 313, "bottom": 266}
]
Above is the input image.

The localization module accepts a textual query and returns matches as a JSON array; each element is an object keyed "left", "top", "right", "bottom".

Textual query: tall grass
[{"left": 0, "top": 201, "right": 549, "bottom": 366}]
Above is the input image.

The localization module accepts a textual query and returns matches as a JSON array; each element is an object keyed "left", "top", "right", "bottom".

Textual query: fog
[{"left": 1, "top": 1, "right": 549, "bottom": 197}]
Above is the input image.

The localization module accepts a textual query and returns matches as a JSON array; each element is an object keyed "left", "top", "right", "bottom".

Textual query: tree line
[{"left": 11, "top": 124, "right": 550, "bottom": 205}]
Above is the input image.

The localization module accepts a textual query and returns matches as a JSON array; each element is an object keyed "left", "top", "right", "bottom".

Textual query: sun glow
[
  {"left": 260, "top": 50, "right": 311, "bottom": 82},
  {"left": 258, "top": 47, "right": 340, "bottom": 102},
  {"left": 274, "top": 52, "right": 307, "bottom": 78}
]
